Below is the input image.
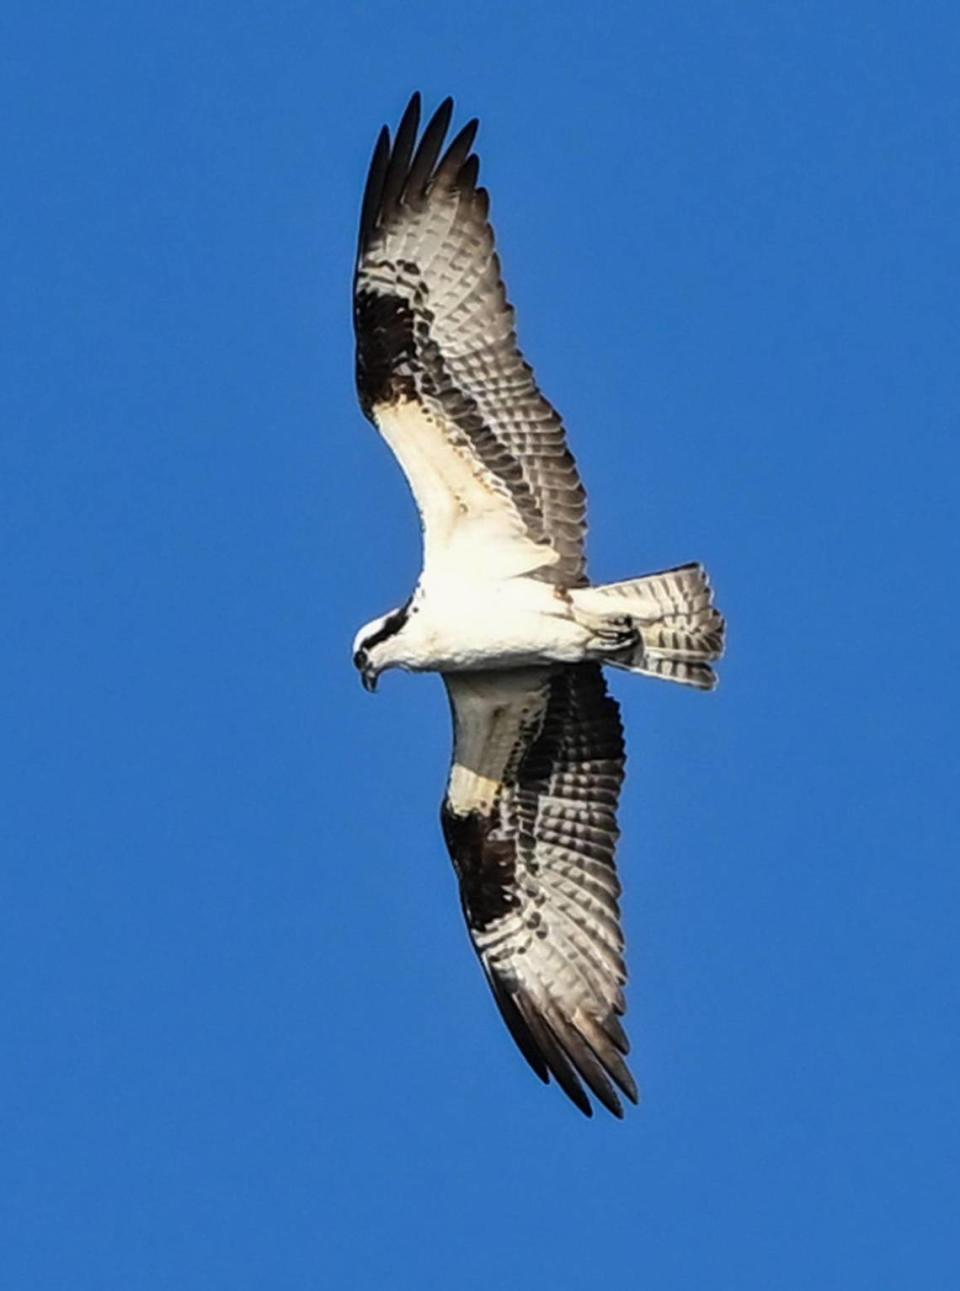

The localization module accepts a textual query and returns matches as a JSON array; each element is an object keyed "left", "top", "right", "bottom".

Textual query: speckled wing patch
[
  {"left": 442, "top": 665, "right": 636, "bottom": 1117},
  {"left": 354, "top": 94, "right": 588, "bottom": 587}
]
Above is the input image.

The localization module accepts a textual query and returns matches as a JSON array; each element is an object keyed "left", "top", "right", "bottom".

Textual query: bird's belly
[{"left": 403, "top": 582, "right": 586, "bottom": 672}]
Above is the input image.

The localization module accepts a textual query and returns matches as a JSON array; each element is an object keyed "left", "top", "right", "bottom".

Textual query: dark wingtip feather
[
  {"left": 358, "top": 95, "right": 479, "bottom": 256},
  {"left": 437, "top": 118, "right": 479, "bottom": 184},
  {"left": 404, "top": 96, "right": 454, "bottom": 201},
  {"left": 545, "top": 1008, "right": 624, "bottom": 1118},
  {"left": 379, "top": 92, "right": 422, "bottom": 217},
  {"left": 457, "top": 153, "right": 480, "bottom": 193},
  {"left": 358, "top": 125, "right": 391, "bottom": 251},
  {"left": 603, "top": 1011, "right": 630, "bottom": 1055},
  {"left": 515, "top": 995, "right": 593, "bottom": 1117},
  {"left": 486, "top": 975, "right": 550, "bottom": 1085},
  {"left": 604, "top": 1046, "right": 639, "bottom": 1105},
  {"left": 581, "top": 1010, "right": 639, "bottom": 1104}
]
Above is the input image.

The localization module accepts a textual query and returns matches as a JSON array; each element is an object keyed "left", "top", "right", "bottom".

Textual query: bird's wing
[
  {"left": 441, "top": 664, "right": 637, "bottom": 1117},
  {"left": 355, "top": 94, "right": 588, "bottom": 587}
]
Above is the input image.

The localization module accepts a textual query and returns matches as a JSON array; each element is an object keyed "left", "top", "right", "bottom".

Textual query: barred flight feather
[
  {"left": 442, "top": 664, "right": 638, "bottom": 1117},
  {"left": 355, "top": 93, "right": 588, "bottom": 586}
]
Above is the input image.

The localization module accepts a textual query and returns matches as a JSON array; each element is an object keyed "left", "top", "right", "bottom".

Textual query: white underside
[{"left": 389, "top": 575, "right": 594, "bottom": 673}]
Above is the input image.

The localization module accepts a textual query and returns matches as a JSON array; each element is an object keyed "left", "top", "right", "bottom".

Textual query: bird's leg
[{"left": 570, "top": 605, "right": 640, "bottom": 653}]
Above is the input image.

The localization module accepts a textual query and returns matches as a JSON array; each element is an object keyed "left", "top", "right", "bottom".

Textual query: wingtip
[
  {"left": 620, "top": 1072, "right": 641, "bottom": 1106},
  {"left": 396, "top": 92, "right": 421, "bottom": 147},
  {"left": 558, "top": 1070, "right": 594, "bottom": 1119},
  {"left": 437, "top": 116, "right": 480, "bottom": 183}
]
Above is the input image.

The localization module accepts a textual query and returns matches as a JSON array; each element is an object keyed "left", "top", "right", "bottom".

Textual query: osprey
[{"left": 352, "top": 94, "right": 724, "bottom": 1117}]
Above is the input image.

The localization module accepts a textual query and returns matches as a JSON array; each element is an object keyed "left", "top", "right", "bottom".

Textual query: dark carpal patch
[
  {"left": 441, "top": 805, "right": 518, "bottom": 932},
  {"left": 354, "top": 284, "right": 419, "bottom": 416},
  {"left": 356, "top": 273, "right": 548, "bottom": 546}
]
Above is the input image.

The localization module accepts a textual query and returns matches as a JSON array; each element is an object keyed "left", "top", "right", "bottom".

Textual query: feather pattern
[
  {"left": 350, "top": 95, "right": 725, "bottom": 1118},
  {"left": 442, "top": 664, "right": 637, "bottom": 1117},
  {"left": 355, "top": 93, "right": 588, "bottom": 587}
]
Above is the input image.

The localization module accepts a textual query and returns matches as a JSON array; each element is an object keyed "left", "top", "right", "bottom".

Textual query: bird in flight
[{"left": 352, "top": 94, "right": 724, "bottom": 1117}]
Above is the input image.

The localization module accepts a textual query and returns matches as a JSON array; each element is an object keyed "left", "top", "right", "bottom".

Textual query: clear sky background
[{"left": 3, "top": 2, "right": 958, "bottom": 1287}]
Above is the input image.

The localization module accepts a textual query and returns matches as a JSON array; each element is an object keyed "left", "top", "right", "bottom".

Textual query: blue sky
[{"left": 3, "top": 2, "right": 958, "bottom": 1287}]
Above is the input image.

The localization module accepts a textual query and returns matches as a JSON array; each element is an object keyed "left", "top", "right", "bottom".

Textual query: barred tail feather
[
  {"left": 623, "top": 655, "right": 719, "bottom": 690},
  {"left": 576, "top": 563, "right": 725, "bottom": 691}
]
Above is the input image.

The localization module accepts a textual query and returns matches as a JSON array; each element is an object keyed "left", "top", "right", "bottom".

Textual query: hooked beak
[{"left": 353, "top": 647, "right": 378, "bottom": 693}]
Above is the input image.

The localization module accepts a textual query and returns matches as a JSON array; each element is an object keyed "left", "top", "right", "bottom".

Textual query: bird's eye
[{"left": 353, "top": 649, "right": 366, "bottom": 670}]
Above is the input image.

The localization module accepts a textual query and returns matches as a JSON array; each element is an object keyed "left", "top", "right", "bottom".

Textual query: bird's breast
[{"left": 396, "top": 579, "right": 581, "bottom": 672}]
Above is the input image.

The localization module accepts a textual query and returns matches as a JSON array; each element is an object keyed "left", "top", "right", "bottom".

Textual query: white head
[{"left": 351, "top": 603, "right": 411, "bottom": 692}]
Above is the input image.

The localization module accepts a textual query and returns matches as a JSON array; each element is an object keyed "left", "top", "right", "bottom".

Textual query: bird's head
[{"left": 351, "top": 603, "right": 411, "bottom": 693}]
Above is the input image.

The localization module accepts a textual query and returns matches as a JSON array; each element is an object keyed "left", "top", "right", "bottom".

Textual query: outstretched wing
[
  {"left": 441, "top": 665, "right": 637, "bottom": 1117},
  {"left": 355, "top": 94, "right": 587, "bottom": 587}
]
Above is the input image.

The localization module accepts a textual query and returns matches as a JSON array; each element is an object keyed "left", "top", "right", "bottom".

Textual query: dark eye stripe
[{"left": 361, "top": 600, "right": 411, "bottom": 652}]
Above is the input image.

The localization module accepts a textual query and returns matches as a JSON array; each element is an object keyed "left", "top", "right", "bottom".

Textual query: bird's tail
[{"left": 573, "top": 563, "right": 725, "bottom": 691}]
